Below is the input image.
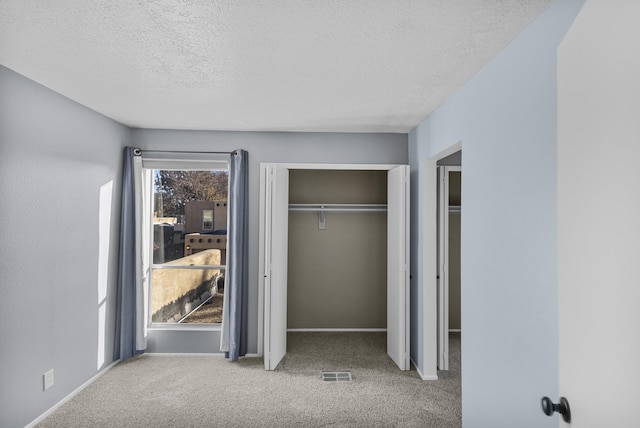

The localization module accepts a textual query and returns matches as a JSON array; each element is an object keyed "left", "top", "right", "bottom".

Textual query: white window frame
[{"left": 142, "top": 152, "right": 230, "bottom": 330}]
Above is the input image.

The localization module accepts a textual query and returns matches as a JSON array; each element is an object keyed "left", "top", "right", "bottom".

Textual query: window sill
[{"left": 148, "top": 324, "right": 222, "bottom": 332}]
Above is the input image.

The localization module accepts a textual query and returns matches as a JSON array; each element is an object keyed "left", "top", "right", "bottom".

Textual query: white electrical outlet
[{"left": 43, "top": 369, "right": 54, "bottom": 391}]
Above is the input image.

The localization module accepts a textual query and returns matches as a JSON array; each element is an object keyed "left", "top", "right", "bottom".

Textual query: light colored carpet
[{"left": 37, "top": 333, "right": 461, "bottom": 427}]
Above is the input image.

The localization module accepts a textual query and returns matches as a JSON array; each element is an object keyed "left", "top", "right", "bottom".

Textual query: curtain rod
[{"left": 136, "top": 149, "right": 234, "bottom": 155}]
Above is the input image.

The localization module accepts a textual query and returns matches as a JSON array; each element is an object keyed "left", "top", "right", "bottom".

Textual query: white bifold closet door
[
  {"left": 262, "top": 164, "right": 409, "bottom": 371},
  {"left": 386, "top": 165, "right": 410, "bottom": 370},
  {"left": 263, "top": 164, "right": 289, "bottom": 370}
]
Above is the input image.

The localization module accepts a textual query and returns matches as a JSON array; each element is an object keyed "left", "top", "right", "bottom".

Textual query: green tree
[{"left": 155, "top": 170, "right": 228, "bottom": 216}]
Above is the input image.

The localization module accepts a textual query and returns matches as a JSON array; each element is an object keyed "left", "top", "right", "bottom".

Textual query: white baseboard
[
  {"left": 286, "top": 328, "right": 387, "bottom": 332},
  {"left": 26, "top": 359, "right": 120, "bottom": 428},
  {"left": 411, "top": 357, "right": 438, "bottom": 381}
]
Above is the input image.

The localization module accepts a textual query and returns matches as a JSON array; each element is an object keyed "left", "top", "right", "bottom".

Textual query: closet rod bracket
[{"left": 318, "top": 206, "right": 326, "bottom": 230}]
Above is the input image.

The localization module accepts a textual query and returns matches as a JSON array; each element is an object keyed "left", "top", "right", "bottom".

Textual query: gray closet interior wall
[
  {"left": 448, "top": 171, "right": 461, "bottom": 330},
  {"left": 287, "top": 169, "right": 388, "bottom": 329}
]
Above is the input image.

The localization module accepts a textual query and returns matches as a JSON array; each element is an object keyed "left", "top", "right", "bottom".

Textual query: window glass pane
[
  {"left": 150, "top": 168, "right": 229, "bottom": 325},
  {"left": 152, "top": 169, "right": 228, "bottom": 264},
  {"left": 151, "top": 266, "right": 225, "bottom": 324}
]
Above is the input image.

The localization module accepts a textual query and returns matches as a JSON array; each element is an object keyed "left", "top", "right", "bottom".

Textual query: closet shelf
[
  {"left": 449, "top": 205, "right": 461, "bottom": 214},
  {"left": 288, "top": 203, "right": 387, "bottom": 213}
]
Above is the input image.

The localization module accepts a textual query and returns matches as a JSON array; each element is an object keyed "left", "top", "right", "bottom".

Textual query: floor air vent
[{"left": 322, "top": 372, "right": 352, "bottom": 382}]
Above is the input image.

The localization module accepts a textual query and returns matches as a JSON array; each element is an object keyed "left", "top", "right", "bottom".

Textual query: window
[
  {"left": 202, "top": 209, "right": 214, "bottom": 231},
  {"left": 143, "top": 155, "right": 229, "bottom": 326}
]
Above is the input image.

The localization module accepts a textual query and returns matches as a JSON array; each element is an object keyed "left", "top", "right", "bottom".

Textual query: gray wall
[
  {"left": 0, "top": 65, "right": 129, "bottom": 427},
  {"left": 409, "top": 0, "right": 584, "bottom": 426},
  {"left": 287, "top": 170, "right": 387, "bottom": 329},
  {"left": 132, "top": 129, "right": 408, "bottom": 352}
]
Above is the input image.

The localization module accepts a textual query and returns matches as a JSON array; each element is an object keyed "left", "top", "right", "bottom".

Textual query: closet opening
[
  {"left": 285, "top": 169, "right": 392, "bottom": 372},
  {"left": 260, "top": 163, "right": 409, "bottom": 372},
  {"left": 287, "top": 169, "right": 388, "bottom": 333}
]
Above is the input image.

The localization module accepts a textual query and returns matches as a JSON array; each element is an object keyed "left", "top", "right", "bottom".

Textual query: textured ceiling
[{"left": 0, "top": 1, "right": 553, "bottom": 133}]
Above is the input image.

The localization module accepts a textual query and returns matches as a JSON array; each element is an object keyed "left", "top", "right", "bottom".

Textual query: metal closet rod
[{"left": 288, "top": 203, "right": 387, "bottom": 213}]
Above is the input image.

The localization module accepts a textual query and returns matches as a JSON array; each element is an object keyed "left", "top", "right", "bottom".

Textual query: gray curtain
[
  {"left": 220, "top": 149, "right": 249, "bottom": 361},
  {"left": 114, "top": 147, "right": 146, "bottom": 361}
]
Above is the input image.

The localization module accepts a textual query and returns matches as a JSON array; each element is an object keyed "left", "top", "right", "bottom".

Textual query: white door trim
[{"left": 422, "top": 142, "right": 461, "bottom": 380}]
